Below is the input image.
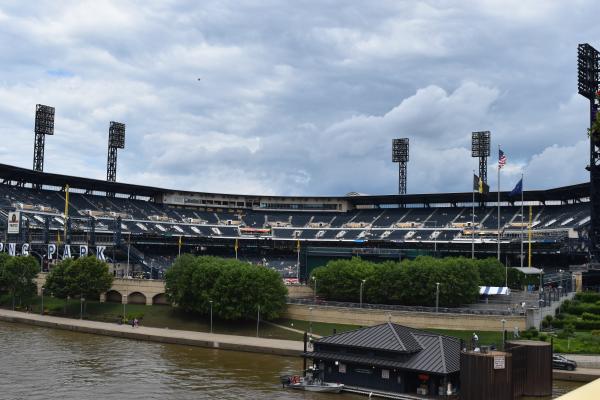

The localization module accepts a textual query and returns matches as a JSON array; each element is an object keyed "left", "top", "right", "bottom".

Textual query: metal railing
[{"left": 287, "top": 297, "right": 518, "bottom": 316}]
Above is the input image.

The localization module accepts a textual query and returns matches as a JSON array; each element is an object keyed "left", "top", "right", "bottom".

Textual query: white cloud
[{"left": 0, "top": 1, "right": 598, "bottom": 197}]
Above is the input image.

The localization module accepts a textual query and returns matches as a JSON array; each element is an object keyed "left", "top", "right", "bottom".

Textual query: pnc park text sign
[{"left": 0, "top": 242, "right": 108, "bottom": 261}]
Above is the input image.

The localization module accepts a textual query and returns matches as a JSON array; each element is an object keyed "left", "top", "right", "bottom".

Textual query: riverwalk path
[{"left": 0, "top": 309, "right": 304, "bottom": 357}]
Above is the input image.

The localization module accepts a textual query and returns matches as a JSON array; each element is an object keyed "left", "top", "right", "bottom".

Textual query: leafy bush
[
  {"left": 575, "top": 291, "right": 600, "bottom": 304},
  {"left": 591, "top": 330, "right": 600, "bottom": 337},
  {"left": 558, "top": 324, "right": 576, "bottom": 339},
  {"left": 582, "top": 312, "right": 600, "bottom": 321},
  {"left": 311, "top": 256, "right": 481, "bottom": 307}
]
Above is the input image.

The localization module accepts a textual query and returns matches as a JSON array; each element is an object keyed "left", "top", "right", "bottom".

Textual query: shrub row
[{"left": 310, "top": 256, "right": 516, "bottom": 307}]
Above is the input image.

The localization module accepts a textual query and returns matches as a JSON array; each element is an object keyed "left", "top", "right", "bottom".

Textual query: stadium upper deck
[{"left": 0, "top": 162, "right": 591, "bottom": 250}]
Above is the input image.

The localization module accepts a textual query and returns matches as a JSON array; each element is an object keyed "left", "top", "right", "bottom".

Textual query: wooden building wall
[
  {"left": 506, "top": 340, "right": 552, "bottom": 397},
  {"left": 460, "top": 351, "right": 513, "bottom": 400}
]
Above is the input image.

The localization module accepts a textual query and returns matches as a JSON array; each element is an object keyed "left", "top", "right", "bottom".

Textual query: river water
[{"left": 0, "top": 321, "right": 582, "bottom": 400}]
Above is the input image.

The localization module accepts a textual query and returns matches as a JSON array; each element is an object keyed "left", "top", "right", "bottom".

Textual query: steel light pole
[
  {"left": 256, "top": 305, "right": 261, "bottom": 338},
  {"left": 40, "top": 287, "right": 45, "bottom": 315},
  {"left": 123, "top": 289, "right": 127, "bottom": 321},
  {"left": 360, "top": 279, "right": 366, "bottom": 308},
  {"left": 80, "top": 296, "right": 85, "bottom": 320},
  {"left": 309, "top": 306, "right": 313, "bottom": 337},
  {"left": 559, "top": 269, "right": 564, "bottom": 297},
  {"left": 435, "top": 282, "right": 440, "bottom": 313},
  {"left": 501, "top": 319, "right": 506, "bottom": 348},
  {"left": 312, "top": 276, "right": 317, "bottom": 303},
  {"left": 209, "top": 300, "right": 213, "bottom": 333}
]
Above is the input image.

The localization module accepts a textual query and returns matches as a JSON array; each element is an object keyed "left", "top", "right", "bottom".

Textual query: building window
[
  {"left": 339, "top": 363, "right": 346, "bottom": 374},
  {"left": 382, "top": 369, "right": 390, "bottom": 379}
]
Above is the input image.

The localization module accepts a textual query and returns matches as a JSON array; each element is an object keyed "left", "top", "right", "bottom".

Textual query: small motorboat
[
  {"left": 281, "top": 375, "right": 344, "bottom": 393},
  {"left": 281, "top": 367, "right": 344, "bottom": 393}
]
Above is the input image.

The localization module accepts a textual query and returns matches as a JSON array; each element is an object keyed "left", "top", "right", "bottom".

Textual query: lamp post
[
  {"left": 40, "top": 287, "right": 45, "bottom": 316},
  {"left": 309, "top": 306, "right": 313, "bottom": 337},
  {"left": 360, "top": 279, "right": 366, "bottom": 308},
  {"left": 501, "top": 319, "right": 506, "bottom": 349},
  {"left": 80, "top": 296, "right": 85, "bottom": 320},
  {"left": 123, "top": 289, "right": 127, "bottom": 321},
  {"left": 435, "top": 282, "right": 440, "bottom": 313},
  {"left": 209, "top": 300, "right": 213, "bottom": 334},
  {"left": 558, "top": 269, "right": 564, "bottom": 297},
  {"left": 256, "top": 305, "right": 261, "bottom": 337},
  {"left": 312, "top": 276, "right": 317, "bottom": 304}
]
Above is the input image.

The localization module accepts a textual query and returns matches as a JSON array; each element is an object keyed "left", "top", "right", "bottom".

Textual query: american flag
[{"left": 498, "top": 149, "right": 507, "bottom": 169}]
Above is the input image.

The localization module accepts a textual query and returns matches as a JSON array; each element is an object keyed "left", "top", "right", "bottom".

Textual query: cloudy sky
[{"left": 0, "top": 1, "right": 598, "bottom": 196}]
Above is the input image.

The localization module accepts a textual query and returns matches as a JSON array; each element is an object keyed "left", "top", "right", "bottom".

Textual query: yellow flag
[
  {"left": 178, "top": 235, "right": 182, "bottom": 249},
  {"left": 234, "top": 238, "right": 239, "bottom": 252},
  {"left": 296, "top": 239, "right": 301, "bottom": 252},
  {"left": 478, "top": 177, "right": 483, "bottom": 194}
]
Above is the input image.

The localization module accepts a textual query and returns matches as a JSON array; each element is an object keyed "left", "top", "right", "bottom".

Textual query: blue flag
[{"left": 510, "top": 178, "right": 523, "bottom": 197}]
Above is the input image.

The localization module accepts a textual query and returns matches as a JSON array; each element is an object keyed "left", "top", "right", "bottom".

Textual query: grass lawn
[
  {"left": 0, "top": 294, "right": 302, "bottom": 341},
  {"left": 552, "top": 331, "right": 600, "bottom": 354},
  {"left": 276, "top": 318, "right": 361, "bottom": 337}
]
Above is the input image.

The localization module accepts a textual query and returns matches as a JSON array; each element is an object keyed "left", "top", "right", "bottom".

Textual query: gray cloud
[{"left": 0, "top": 1, "right": 598, "bottom": 196}]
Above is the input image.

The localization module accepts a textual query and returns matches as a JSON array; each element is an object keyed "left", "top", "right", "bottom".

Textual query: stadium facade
[{"left": 0, "top": 162, "right": 596, "bottom": 287}]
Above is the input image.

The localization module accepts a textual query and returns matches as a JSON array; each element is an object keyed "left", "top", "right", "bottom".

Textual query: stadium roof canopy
[{"left": 0, "top": 162, "right": 590, "bottom": 206}]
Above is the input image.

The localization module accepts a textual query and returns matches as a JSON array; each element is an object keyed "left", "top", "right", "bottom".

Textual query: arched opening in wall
[
  {"left": 128, "top": 292, "right": 147, "bottom": 305},
  {"left": 105, "top": 290, "right": 122, "bottom": 303},
  {"left": 152, "top": 293, "right": 169, "bottom": 305}
]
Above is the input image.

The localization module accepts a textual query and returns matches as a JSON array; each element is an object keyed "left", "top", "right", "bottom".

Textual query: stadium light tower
[
  {"left": 578, "top": 43, "right": 600, "bottom": 259},
  {"left": 33, "top": 104, "right": 55, "bottom": 173},
  {"left": 392, "top": 138, "right": 409, "bottom": 195},
  {"left": 106, "top": 121, "right": 126, "bottom": 196},
  {"left": 471, "top": 131, "right": 491, "bottom": 186}
]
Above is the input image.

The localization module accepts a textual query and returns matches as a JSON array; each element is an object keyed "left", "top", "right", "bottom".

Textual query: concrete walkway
[
  {"left": 0, "top": 309, "right": 304, "bottom": 357},
  {"left": 553, "top": 368, "right": 600, "bottom": 382}
]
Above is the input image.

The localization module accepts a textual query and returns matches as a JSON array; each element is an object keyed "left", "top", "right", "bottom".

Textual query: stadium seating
[{"left": 0, "top": 184, "right": 591, "bottom": 248}]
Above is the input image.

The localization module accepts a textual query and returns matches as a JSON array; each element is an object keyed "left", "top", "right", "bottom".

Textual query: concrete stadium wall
[
  {"left": 283, "top": 304, "right": 526, "bottom": 332},
  {"left": 286, "top": 285, "right": 314, "bottom": 299},
  {"left": 36, "top": 273, "right": 167, "bottom": 306}
]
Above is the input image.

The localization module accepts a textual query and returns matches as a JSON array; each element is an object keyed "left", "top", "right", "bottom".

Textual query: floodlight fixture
[
  {"left": 578, "top": 43, "right": 600, "bottom": 259},
  {"left": 33, "top": 104, "right": 55, "bottom": 173},
  {"left": 392, "top": 138, "right": 409, "bottom": 162},
  {"left": 471, "top": 131, "right": 491, "bottom": 188},
  {"left": 392, "top": 138, "right": 409, "bottom": 194},
  {"left": 107, "top": 121, "right": 126, "bottom": 191}
]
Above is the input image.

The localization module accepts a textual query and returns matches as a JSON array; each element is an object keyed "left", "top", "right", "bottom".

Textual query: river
[{"left": 0, "top": 321, "right": 582, "bottom": 399}]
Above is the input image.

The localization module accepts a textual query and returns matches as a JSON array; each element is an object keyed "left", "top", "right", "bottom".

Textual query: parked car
[{"left": 553, "top": 354, "right": 577, "bottom": 371}]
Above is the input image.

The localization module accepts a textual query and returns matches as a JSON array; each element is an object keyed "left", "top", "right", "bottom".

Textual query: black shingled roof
[
  {"left": 316, "top": 322, "right": 423, "bottom": 353},
  {"left": 308, "top": 323, "right": 461, "bottom": 375}
]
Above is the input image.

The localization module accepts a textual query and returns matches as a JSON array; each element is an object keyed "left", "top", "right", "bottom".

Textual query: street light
[
  {"left": 435, "top": 282, "right": 440, "bottom": 313},
  {"left": 312, "top": 276, "right": 317, "bottom": 303},
  {"left": 123, "top": 289, "right": 127, "bottom": 322},
  {"left": 309, "top": 306, "right": 313, "bottom": 337},
  {"left": 558, "top": 269, "right": 564, "bottom": 297},
  {"left": 256, "top": 304, "right": 261, "bottom": 338},
  {"left": 209, "top": 300, "right": 213, "bottom": 334},
  {"left": 40, "top": 287, "right": 45, "bottom": 316},
  {"left": 501, "top": 319, "right": 507, "bottom": 348},
  {"left": 360, "top": 279, "right": 366, "bottom": 308},
  {"left": 80, "top": 296, "right": 85, "bottom": 320}
]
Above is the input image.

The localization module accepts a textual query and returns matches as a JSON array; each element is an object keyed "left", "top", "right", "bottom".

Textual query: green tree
[
  {"left": 165, "top": 255, "right": 287, "bottom": 321},
  {"left": 0, "top": 252, "right": 11, "bottom": 293},
  {"left": 2, "top": 256, "right": 39, "bottom": 309},
  {"left": 44, "top": 258, "right": 73, "bottom": 300},
  {"left": 45, "top": 257, "right": 113, "bottom": 301}
]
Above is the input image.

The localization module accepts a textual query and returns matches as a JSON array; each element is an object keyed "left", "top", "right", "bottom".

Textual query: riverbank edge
[{"left": 0, "top": 309, "right": 304, "bottom": 357}]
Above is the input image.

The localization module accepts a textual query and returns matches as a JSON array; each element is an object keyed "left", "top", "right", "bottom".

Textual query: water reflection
[{"left": 0, "top": 321, "right": 582, "bottom": 400}]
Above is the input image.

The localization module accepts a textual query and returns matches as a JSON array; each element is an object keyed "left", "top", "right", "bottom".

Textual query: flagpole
[
  {"left": 497, "top": 145, "right": 501, "bottom": 262},
  {"left": 520, "top": 173, "right": 524, "bottom": 268},
  {"left": 472, "top": 170, "right": 475, "bottom": 259}
]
